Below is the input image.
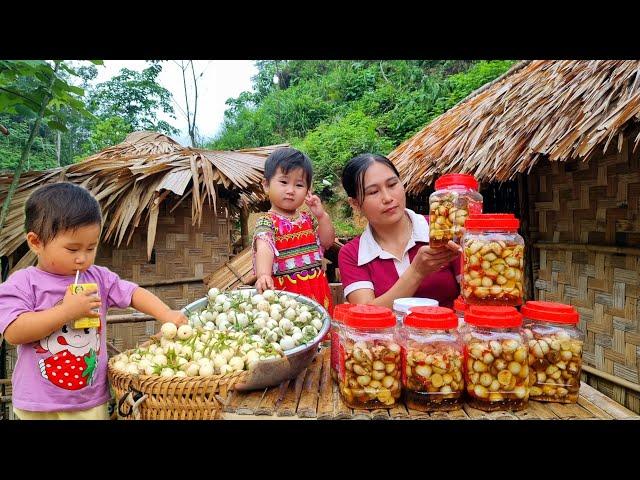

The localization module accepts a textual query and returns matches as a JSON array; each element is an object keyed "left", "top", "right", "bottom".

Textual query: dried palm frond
[{"left": 390, "top": 61, "right": 640, "bottom": 194}]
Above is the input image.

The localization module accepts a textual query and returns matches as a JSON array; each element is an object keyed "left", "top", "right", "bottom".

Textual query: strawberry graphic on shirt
[
  {"left": 35, "top": 319, "right": 101, "bottom": 391},
  {"left": 38, "top": 348, "right": 98, "bottom": 390}
]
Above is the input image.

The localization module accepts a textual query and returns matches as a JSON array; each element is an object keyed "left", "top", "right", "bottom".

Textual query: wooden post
[
  {"left": 240, "top": 206, "right": 250, "bottom": 249},
  {"left": 517, "top": 173, "right": 535, "bottom": 301}
]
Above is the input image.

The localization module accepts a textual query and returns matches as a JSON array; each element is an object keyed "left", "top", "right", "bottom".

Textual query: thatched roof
[
  {"left": 390, "top": 60, "right": 640, "bottom": 195},
  {"left": 0, "top": 131, "right": 285, "bottom": 265}
]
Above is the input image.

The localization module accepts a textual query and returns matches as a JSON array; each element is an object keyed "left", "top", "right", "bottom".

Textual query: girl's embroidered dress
[{"left": 253, "top": 210, "right": 333, "bottom": 315}]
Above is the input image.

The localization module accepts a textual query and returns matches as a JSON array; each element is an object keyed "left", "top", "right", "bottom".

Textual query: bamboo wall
[
  {"left": 530, "top": 138, "right": 640, "bottom": 413},
  {"left": 96, "top": 198, "right": 233, "bottom": 310}
]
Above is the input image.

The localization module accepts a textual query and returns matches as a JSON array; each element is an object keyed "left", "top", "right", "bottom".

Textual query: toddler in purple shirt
[{"left": 0, "top": 183, "right": 187, "bottom": 419}]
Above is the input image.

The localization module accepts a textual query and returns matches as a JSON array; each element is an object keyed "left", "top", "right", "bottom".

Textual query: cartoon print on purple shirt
[{"left": 35, "top": 300, "right": 101, "bottom": 391}]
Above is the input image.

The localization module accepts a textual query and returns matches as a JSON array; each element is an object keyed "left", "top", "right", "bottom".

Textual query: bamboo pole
[
  {"left": 582, "top": 364, "right": 640, "bottom": 393},
  {"left": 533, "top": 242, "right": 640, "bottom": 257},
  {"left": 137, "top": 276, "right": 203, "bottom": 288},
  {"left": 106, "top": 314, "right": 155, "bottom": 325}
]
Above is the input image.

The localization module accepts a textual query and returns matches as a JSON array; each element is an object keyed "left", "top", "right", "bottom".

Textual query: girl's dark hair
[
  {"left": 341, "top": 153, "right": 401, "bottom": 203},
  {"left": 25, "top": 182, "right": 102, "bottom": 244},
  {"left": 264, "top": 147, "right": 313, "bottom": 187}
]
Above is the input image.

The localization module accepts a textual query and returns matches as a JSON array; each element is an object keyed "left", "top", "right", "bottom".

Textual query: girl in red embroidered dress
[{"left": 252, "top": 148, "right": 335, "bottom": 315}]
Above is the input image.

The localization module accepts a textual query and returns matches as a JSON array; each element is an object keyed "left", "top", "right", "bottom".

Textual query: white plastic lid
[{"left": 392, "top": 297, "right": 439, "bottom": 314}]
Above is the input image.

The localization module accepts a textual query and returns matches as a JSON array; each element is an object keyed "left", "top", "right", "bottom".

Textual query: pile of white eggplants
[{"left": 110, "top": 288, "right": 325, "bottom": 378}]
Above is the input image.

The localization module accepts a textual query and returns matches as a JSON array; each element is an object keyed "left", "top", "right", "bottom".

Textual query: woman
[{"left": 338, "top": 153, "right": 461, "bottom": 309}]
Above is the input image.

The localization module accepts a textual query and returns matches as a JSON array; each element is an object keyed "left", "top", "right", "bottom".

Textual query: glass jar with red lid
[
  {"left": 429, "top": 173, "right": 483, "bottom": 248},
  {"left": 338, "top": 305, "right": 401, "bottom": 409},
  {"left": 521, "top": 301, "right": 583, "bottom": 403},
  {"left": 330, "top": 303, "right": 355, "bottom": 382},
  {"left": 461, "top": 213, "right": 525, "bottom": 306},
  {"left": 463, "top": 305, "right": 529, "bottom": 411},
  {"left": 397, "top": 306, "right": 463, "bottom": 412}
]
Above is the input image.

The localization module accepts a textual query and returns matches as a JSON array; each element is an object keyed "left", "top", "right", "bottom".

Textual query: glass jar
[
  {"left": 429, "top": 173, "right": 483, "bottom": 248},
  {"left": 338, "top": 305, "right": 401, "bottom": 409},
  {"left": 461, "top": 214, "right": 525, "bottom": 306},
  {"left": 331, "top": 303, "right": 355, "bottom": 382},
  {"left": 393, "top": 297, "right": 438, "bottom": 326},
  {"left": 521, "top": 301, "right": 584, "bottom": 403},
  {"left": 463, "top": 306, "right": 529, "bottom": 411},
  {"left": 398, "top": 306, "right": 463, "bottom": 412}
]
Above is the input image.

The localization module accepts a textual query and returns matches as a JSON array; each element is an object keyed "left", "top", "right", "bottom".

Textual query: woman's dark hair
[
  {"left": 341, "top": 153, "right": 401, "bottom": 203},
  {"left": 25, "top": 182, "right": 102, "bottom": 244},
  {"left": 264, "top": 147, "right": 313, "bottom": 187}
]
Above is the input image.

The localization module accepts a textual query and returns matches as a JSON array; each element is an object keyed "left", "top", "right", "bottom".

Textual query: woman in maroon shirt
[{"left": 338, "top": 154, "right": 461, "bottom": 309}]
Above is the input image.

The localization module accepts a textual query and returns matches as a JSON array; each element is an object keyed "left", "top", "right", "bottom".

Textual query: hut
[{"left": 389, "top": 60, "right": 640, "bottom": 413}]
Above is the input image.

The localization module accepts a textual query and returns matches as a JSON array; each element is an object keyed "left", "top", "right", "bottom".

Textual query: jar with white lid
[{"left": 392, "top": 297, "right": 438, "bottom": 325}]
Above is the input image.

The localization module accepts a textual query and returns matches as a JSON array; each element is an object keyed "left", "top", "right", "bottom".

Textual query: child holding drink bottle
[{"left": 0, "top": 183, "right": 187, "bottom": 419}]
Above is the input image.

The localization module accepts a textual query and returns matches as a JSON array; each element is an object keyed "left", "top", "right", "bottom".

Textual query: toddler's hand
[
  {"left": 61, "top": 287, "right": 101, "bottom": 321},
  {"left": 255, "top": 274, "right": 274, "bottom": 294},
  {"left": 159, "top": 310, "right": 188, "bottom": 326},
  {"left": 305, "top": 192, "right": 326, "bottom": 219}
]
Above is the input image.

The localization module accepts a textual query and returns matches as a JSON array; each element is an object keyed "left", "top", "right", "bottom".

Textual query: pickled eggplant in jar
[
  {"left": 463, "top": 306, "right": 529, "bottom": 411},
  {"left": 462, "top": 214, "right": 525, "bottom": 307},
  {"left": 429, "top": 173, "right": 482, "bottom": 248},
  {"left": 339, "top": 305, "right": 401, "bottom": 409},
  {"left": 521, "top": 301, "right": 583, "bottom": 404},
  {"left": 398, "top": 307, "right": 464, "bottom": 412}
]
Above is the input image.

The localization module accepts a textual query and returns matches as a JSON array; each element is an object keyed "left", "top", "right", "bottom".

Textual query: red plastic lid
[
  {"left": 333, "top": 303, "right": 354, "bottom": 323},
  {"left": 345, "top": 305, "right": 395, "bottom": 329},
  {"left": 520, "top": 301, "right": 579, "bottom": 324},
  {"left": 404, "top": 306, "right": 458, "bottom": 329},
  {"left": 465, "top": 213, "right": 520, "bottom": 231},
  {"left": 453, "top": 296, "right": 467, "bottom": 312},
  {"left": 465, "top": 305, "right": 522, "bottom": 328},
  {"left": 435, "top": 173, "right": 478, "bottom": 191}
]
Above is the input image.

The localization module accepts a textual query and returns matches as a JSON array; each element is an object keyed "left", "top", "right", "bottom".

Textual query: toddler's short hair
[
  {"left": 264, "top": 147, "right": 313, "bottom": 187},
  {"left": 25, "top": 182, "right": 102, "bottom": 244}
]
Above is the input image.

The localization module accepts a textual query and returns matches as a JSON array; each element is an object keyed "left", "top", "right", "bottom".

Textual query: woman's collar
[{"left": 357, "top": 209, "right": 430, "bottom": 266}]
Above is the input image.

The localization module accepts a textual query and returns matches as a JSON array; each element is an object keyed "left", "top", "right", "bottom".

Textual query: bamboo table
[{"left": 222, "top": 347, "right": 639, "bottom": 420}]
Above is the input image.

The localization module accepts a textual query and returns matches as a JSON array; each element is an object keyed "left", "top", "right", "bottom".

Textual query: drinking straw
[{"left": 74, "top": 269, "right": 80, "bottom": 286}]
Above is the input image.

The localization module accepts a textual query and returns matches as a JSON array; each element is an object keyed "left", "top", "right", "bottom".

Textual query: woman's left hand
[{"left": 305, "top": 192, "right": 326, "bottom": 219}]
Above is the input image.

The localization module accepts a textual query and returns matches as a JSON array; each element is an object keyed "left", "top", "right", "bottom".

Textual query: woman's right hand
[
  {"left": 410, "top": 241, "right": 462, "bottom": 278},
  {"left": 255, "top": 274, "right": 274, "bottom": 294}
]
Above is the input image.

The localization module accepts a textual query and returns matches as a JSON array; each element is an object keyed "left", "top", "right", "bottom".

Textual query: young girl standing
[
  {"left": 253, "top": 147, "right": 335, "bottom": 314},
  {"left": 0, "top": 183, "right": 187, "bottom": 419}
]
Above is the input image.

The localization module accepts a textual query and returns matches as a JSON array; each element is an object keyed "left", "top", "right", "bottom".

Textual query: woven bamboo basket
[{"left": 108, "top": 356, "right": 249, "bottom": 420}]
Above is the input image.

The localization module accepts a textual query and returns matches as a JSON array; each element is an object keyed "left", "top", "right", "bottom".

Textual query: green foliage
[
  {"left": 87, "top": 64, "right": 178, "bottom": 135},
  {"left": 0, "top": 114, "right": 57, "bottom": 171},
  {"left": 77, "top": 116, "right": 133, "bottom": 159},
  {"left": 0, "top": 61, "right": 98, "bottom": 172},
  {"left": 209, "top": 59, "right": 517, "bottom": 232},
  {"left": 296, "top": 110, "right": 394, "bottom": 188}
]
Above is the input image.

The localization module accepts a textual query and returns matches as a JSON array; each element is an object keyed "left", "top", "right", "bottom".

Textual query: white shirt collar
[{"left": 357, "top": 208, "right": 430, "bottom": 266}]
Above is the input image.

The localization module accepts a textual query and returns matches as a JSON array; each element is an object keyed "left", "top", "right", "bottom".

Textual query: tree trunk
[
  {"left": 0, "top": 64, "right": 58, "bottom": 234},
  {"left": 189, "top": 60, "right": 199, "bottom": 148},
  {"left": 240, "top": 206, "right": 250, "bottom": 249},
  {"left": 56, "top": 131, "right": 61, "bottom": 167}
]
